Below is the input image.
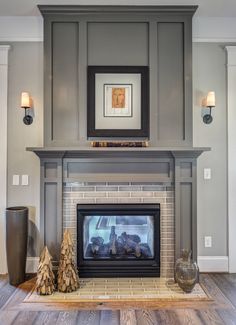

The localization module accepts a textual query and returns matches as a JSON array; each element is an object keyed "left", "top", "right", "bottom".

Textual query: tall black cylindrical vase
[{"left": 6, "top": 207, "right": 28, "bottom": 286}]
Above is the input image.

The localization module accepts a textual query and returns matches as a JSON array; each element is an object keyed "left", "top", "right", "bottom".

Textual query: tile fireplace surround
[
  {"left": 65, "top": 182, "right": 173, "bottom": 277},
  {"left": 29, "top": 147, "right": 209, "bottom": 278}
]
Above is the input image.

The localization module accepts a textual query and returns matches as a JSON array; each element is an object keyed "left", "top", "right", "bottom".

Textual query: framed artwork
[{"left": 87, "top": 66, "right": 149, "bottom": 138}]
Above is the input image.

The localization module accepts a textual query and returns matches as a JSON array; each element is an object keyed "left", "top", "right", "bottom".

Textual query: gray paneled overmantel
[
  {"left": 28, "top": 146, "right": 209, "bottom": 264},
  {"left": 39, "top": 5, "right": 197, "bottom": 147}
]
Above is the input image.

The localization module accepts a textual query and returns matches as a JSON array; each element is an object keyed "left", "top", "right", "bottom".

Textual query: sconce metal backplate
[
  {"left": 23, "top": 107, "right": 33, "bottom": 125},
  {"left": 203, "top": 114, "right": 213, "bottom": 124},
  {"left": 23, "top": 115, "right": 33, "bottom": 125}
]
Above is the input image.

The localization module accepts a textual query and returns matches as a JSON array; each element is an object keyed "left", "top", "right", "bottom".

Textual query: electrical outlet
[
  {"left": 12, "top": 175, "right": 20, "bottom": 186},
  {"left": 204, "top": 168, "right": 211, "bottom": 180},
  {"left": 204, "top": 236, "right": 212, "bottom": 248}
]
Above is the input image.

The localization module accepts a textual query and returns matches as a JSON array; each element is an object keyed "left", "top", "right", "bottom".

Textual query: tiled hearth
[
  {"left": 25, "top": 278, "right": 209, "bottom": 302},
  {"left": 63, "top": 181, "right": 174, "bottom": 278}
]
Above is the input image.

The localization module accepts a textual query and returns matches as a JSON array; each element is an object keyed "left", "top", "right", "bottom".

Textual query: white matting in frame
[{"left": 95, "top": 73, "right": 141, "bottom": 130}]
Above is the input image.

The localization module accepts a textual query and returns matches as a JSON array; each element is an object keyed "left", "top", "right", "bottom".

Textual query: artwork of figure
[
  {"left": 104, "top": 84, "right": 132, "bottom": 117},
  {"left": 112, "top": 88, "right": 126, "bottom": 108}
]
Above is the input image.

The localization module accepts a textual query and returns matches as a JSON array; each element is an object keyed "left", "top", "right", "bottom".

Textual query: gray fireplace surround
[
  {"left": 28, "top": 146, "right": 209, "bottom": 269},
  {"left": 27, "top": 6, "right": 210, "bottom": 275}
]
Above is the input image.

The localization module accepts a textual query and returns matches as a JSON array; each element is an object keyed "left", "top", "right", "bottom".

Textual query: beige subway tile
[
  {"left": 108, "top": 192, "right": 130, "bottom": 197},
  {"left": 118, "top": 198, "right": 142, "bottom": 203},
  {"left": 84, "top": 192, "right": 107, "bottom": 198},
  {"left": 96, "top": 198, "right": 119, "bottom": 204},
  {"left": 131, "top": 191, "right": 154, "bottom": 197}
]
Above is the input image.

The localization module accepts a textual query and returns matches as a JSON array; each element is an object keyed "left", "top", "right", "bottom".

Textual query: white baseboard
[
  {"left": 26, "top": 257, "right": 39, "bottom": 274},
  {"left": 198, "top": 256, "right": 229, "bottom": 273}
]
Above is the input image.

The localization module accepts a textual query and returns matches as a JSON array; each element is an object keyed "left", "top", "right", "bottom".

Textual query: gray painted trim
[
  {"left": 155, "top": 17, "right": 192, "bottom": 147},
  {"left": 149, "top": 20, "right": 158, "bottom": 145},
  {"left": 192, "top": 159, "right": 197, "bottom": 262},
  {"left": 40, "top": 158, "right": 63, "bottom": 263},
  {"left": 38, "top": 5, "right": 198, "bottom": 16},
  {"left": 44, "top": 17, "right": 52, "bottom": 147},
  {"left": 34, "top": 147, "right": 205, "bottom": 262},
  {"left": 63, "top": 157, "right": 174, "bottom": 183},
  {"left": 40, "top": 160, "right": 45, "bottom": 250},
  {"left": 174, "top": 159, "right": 181, "bottom": 259},
  {"left": 174, "top": 157, "right": 197, "bottom": 261},
  {"left": 183, "top": 16, "right": 193, "bottom": 146},
  {"left": 27, "top": 147, "right": 210, "bottom": 159}
]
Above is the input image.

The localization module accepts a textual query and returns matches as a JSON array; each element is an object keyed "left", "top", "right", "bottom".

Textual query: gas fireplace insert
[{"left": 77, "top": 203, "right": 160, "bottom": 277}]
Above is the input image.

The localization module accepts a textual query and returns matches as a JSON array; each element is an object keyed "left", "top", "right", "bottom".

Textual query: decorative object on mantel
[
  {"left": 202, "top": 91, "right": 216, "bottom": 124},
  {"left": 6, "top": 206, "right": 28, "bottom": 286},
  {"left": 36, "top": 246, "right": 55, "bottom": 295},
  {"left": 91, "top": 141, "right": 149, "bottom": 147},
  {"left": 175, "top": 249, "right": 199, "bottom": 293},
  {"left": 87, "top": 66, "right": 149, "bottom": 138},
  {"left": 57, "top": 230, "right": 79, "bottom": 293},
  {"left": 20, "top": 92, "right": 33, "bottom": 125}
]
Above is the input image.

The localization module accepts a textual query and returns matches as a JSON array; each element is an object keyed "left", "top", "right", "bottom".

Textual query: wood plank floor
[{"left": 0, "top": 274, "right": 236, "bottom": 324}]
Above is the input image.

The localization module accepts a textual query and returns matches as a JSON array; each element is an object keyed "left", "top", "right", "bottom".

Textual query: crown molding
[{"left": 38, "top": 5, "right": 198, "bottom": 16}]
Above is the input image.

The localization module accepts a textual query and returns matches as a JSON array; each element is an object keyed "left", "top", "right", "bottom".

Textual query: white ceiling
[{"left": 0, "top": 0, "right": 236, "bottom": 17}]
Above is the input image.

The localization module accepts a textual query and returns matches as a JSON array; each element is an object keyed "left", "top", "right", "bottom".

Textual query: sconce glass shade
[
  {"left": 20, "top": 92, "right": 33, "bottom": 125},
  {"left": 21, "top": 92, "right": 30, "bottom": 108},
  {"left": 206, "top": 91, "right": 215, "bottom": 107},
  {"left": 203, "top": 91, "right": 215, "bottom": 124}
]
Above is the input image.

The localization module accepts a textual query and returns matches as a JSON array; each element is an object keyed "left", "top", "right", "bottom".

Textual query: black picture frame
[{"left": 87, "top": 66, "right": 149, "bottom": 138}]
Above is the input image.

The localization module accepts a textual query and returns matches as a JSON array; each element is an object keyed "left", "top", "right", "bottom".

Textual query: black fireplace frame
[{"left": 77, "top": 203, "right": 160, "bottom": 277}]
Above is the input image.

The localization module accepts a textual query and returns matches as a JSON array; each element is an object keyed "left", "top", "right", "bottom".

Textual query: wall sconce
[
  {"left": 203, "top": 91, "right": 215, "bottom": 124},
  {"left": 21, "top": 92, "right": 33, "bottom": 125}
]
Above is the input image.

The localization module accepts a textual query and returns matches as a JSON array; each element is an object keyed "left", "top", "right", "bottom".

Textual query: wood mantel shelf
[{"left": 27, "top": 146, "right": 210, "bottom": 159}]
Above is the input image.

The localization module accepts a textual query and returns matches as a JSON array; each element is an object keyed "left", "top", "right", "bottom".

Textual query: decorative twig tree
[
  {"left": 57, "top": 229, "right": 79, "bottom": 293},
  {"left": 36, "top": 246, "right": 55, "bottom": 295}
]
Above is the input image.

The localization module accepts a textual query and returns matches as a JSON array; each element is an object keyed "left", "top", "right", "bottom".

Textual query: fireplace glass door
[
  {"left": 83, "top": 215, "right": 154, "bottom": 259},
  {"left": 77, "top": 204, "right": 160, "bottom": 277}
]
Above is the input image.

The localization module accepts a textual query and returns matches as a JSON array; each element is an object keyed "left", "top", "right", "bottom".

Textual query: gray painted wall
[
  {"left": 193, "top": 43, "right": 227, "bottom": 256},
  {"left": 6, "top": 42, "right": 43, "bottom": 257},
  {"left": 4, "top": 41, "right": 227, "bottom": 258}
]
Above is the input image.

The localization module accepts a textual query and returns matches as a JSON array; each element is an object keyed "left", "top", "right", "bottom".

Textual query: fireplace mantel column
[
  {"left": 40, "top": 156, "right": 63, "bottom": 263},
  {"left": 172, "top": 152, "right": 198, "bottom": 261}
]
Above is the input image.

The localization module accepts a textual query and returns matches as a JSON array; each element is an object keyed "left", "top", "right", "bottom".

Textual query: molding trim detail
[
  {"left": 226, "top": 46, "right": 236, "bottom": 273},
  {"left": 0, "top": 45, "right": 10, "bottom": 275},
  {"left": 38, "top": 5, "right": 198, "bottom": 15},
  {"left": 198, "top": 256, "right": 229, "bottom": 273},
  {"left": 28, "top": 146, "right": 208, "bottom": 264}
]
